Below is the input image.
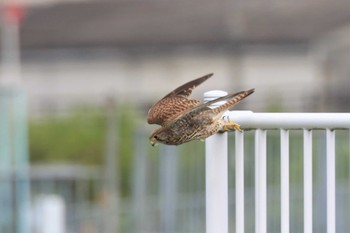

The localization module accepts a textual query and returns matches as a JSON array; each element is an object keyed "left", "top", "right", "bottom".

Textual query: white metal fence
[{"left": 205, "top": 106, "right": 350, "bottom": 232}]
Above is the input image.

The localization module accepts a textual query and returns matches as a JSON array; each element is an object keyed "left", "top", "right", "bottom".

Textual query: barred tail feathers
[{"left": 212, "top": 88, "right": 255, "bottom": 114}]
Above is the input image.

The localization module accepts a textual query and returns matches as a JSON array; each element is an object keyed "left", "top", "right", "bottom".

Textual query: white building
[{"left": 1, "top": 0, "right": 349, "bottom": 114}]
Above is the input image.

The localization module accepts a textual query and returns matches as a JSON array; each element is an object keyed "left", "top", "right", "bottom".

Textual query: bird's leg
[{"left": 223, "top": 116, "right": 242, "bottom": 132}]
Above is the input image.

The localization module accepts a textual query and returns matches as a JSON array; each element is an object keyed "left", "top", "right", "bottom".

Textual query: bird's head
[
  {"left": 149, "top": 128, "right": 170, "bottom": 146},
  {"left": 149, "top": 135, "right": 159, "bottom": 147}
]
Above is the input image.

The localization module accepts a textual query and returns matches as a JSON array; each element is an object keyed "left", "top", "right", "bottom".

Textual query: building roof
[{"left": 2, "top": 0, "right": 350, "bottom": 49}]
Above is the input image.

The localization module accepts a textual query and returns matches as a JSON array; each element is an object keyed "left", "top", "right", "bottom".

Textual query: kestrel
[{"left": 147, "top": 73, "right": 254, "bottom": 146}]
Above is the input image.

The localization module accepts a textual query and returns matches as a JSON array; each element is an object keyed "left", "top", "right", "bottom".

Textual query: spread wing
[
  {"left": 147, "top": 73, "right": 213, "bottom": 126},
  {"left": 166, "top": 88, "right": 255, "bottom": 126}
]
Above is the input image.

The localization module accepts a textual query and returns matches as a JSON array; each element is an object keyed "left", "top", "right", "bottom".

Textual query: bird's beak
[{"left": 150, "top": 138, "right": 158, "bottom": 147}]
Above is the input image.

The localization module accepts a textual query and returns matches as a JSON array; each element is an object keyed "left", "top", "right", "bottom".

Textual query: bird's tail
[{"left": 210, "top": 88, "right": 255, "bottom": 114}]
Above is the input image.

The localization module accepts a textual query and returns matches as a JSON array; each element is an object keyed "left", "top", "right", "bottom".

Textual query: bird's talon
[{"left": 223, "top": 119, "right": 242, "bottom": 132}]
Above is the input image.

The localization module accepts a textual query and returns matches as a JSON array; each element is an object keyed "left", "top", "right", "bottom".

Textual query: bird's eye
[{"left": 154, "top": 135, "right": 158, "bottom": 139}]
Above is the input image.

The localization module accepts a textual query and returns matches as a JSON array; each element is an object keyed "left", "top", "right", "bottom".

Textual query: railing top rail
[{"left": 227, "top": 111, "right": 350, "bottom": 130}]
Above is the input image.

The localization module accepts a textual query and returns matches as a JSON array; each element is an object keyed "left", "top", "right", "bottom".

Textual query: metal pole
[
  {"left": 103, "top": 98, "right": 118, "bottom": 233},
  {"left": 132, "top": 131, "right": 147, "bottom": 233},
  {"left": 1, "top": 4, "right": 30, "bottom": 233},
  {"left": 13, "top": 91, "right": 31, "bottom": 233},
  {"left": 235, "top": 130, "right": 245, "bottom": 233},
  {"left": 303, "top": 129, "right": 313, "bottom": 233},
  {"left": 280, "top": 129, "right": 290, "bottom": 233},
  {"left": 326, "top": 129, "right": 336, "bottom": 233},
  {"left": 228, "top": 111, "right": 350, "bottom": 129},
  {"left": 0, "top": 91, "right": 14, "bottom": 232},
  {"left": 255, "top": 129, "right": 267, "bottom": 233},
  {"left": 204, "top": 91, "right": 228, "bottom": 233},
  {"left": 159, "top": 146, "right": 178, "bottom": 233},
  {"left": 1, "top": 3, "right": 22, "bottom": 86}
]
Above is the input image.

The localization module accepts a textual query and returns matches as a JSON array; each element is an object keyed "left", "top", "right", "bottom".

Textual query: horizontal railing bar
[{"left": 227, "top": 111, "right": 350, "bottom": 129}]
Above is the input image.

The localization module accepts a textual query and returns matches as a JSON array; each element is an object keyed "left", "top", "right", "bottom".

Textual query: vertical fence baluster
[
  {"left": 326, "top": 129, "right": 336, "bottom": 233},
  {"left": 205, "top": 132, "right": 228, "bottom": 233},
  {"left": 303, "top": 129, "right": 313, "bottom": 233},
  {"left": 235, "top": 130, "right": 245, "bottom": 233},
  {"left": 203, "top": 111, "right": 350, "bottom": 233},
  {"left": 204, "top": 90, "right": 229, "bottom": 233},
  {"left": 280, "top": 129, "right": 290, "bottom": 233},
  {"left": 160, "top": 146, "right": 178, "bottom": 233},
  {"left": 255, "top": 129, "right": 267, "bottom": 233}
]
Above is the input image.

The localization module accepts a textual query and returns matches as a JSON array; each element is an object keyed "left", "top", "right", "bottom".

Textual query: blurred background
[{"left": 1, "top": 0, "right": 350, "bottom": 232}]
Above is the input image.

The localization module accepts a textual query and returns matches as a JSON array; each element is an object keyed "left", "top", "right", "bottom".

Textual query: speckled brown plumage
[
  {"left": 147, "top": 74, "right": 254, "bottom": 146},
  {"left": 147, "top": 73, "right": 213, "bottom": 126}
]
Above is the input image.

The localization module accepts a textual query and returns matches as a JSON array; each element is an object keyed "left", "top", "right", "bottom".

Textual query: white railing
[{"left": 204, "top": 92, "right": 350, "bottom": 233}]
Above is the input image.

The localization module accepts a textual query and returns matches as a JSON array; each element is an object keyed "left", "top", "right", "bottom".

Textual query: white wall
[{"left": 21, "top": 45, "right": 318, "bottom": 114}]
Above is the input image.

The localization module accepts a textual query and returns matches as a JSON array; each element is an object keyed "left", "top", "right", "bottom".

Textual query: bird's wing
[
  {"left": 147, "top": 73, "right": 213, "bottom": 126},
  {"left": 162, "top": 73, "right": 213, "bottom": 99},
  {"left": 167, "top": 88, "right": 255, "bottom": 126}
]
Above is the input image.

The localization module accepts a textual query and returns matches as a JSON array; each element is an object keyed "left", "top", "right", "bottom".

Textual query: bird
[{"left": 147, "top": 73, "right": 254, "bottom": 146}]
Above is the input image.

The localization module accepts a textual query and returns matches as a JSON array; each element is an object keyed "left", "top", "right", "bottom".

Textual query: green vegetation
[
  {"left": 29, "top": 105, "right": 137, "bottom": 164},
  {"left": 29, "top": 108, "right": 107, "bottom": 164},
  {"left": 28, "top": 106, "right": 350, "bottom": 200},
  {"left": 28, "top": 105, "right": 138, "bottom": 197}
]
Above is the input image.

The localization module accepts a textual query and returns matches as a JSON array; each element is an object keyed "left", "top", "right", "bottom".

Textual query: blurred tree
[
  {"left": 29, "top": 104, "right": 138, "bottom": 196},
  {"left": 29, "top": 108, "right": 106, "bottom": 164}
]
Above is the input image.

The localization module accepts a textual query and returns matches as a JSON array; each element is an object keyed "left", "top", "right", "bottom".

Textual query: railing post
[
  {"left": 326, "top": 129, "right": 335, "bottom": 233},
  {"left": 255, "top": 129, "right": 267, "bottom": 233},
  {"left": 204, "top": 90, "right": 228, "bottom": 233},
  {"left": 235, "top": 130, "right": 245, "bottom": 233},
  {"left": 303, "top": 129, "right": 313, "bottom": 233},
  {"left": 280, "top": 129, "right": 290, "bottom": 233}
]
